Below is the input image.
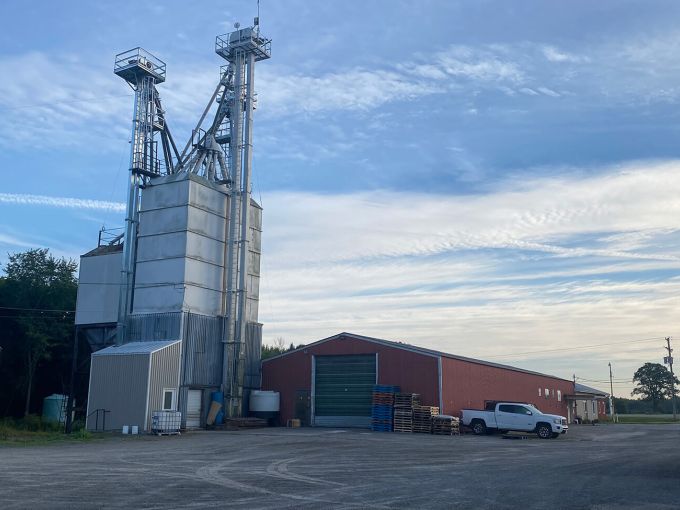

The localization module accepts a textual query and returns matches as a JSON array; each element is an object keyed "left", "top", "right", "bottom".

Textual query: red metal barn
[{"left": 261, "top": 333, "right": 575, "bottom": 427}]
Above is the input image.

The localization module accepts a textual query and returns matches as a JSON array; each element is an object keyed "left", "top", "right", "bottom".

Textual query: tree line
[
  {"left": 0, "top": 249, "right": 78, "bottom": 417},
  {"left": 262, "top": 337, "right": 305, "bottom": 360}
]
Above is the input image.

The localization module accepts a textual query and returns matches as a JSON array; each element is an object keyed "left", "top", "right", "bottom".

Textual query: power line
[
  {"left": 487, "top": 336, "right": 664, "bottom": 359},
  {"left": 577, "top": 376, "right": 630, "bottom": 381},
  {"left": 0, "top": 315, "right": 74, "bottom": 320},
  {"left": 0, "top": 306, "right": 75, "bottom": 313},
  {"left": 577, "top": 378, "right": 630, "bottom": 383}
]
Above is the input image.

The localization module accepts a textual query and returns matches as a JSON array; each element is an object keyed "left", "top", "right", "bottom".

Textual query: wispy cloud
[
  {"left": 0, "top": 232, "right": 38, "bottom": 249},
  {"left": 263, "top": 160, "right": 680, "bottom": 266},
  {"left": 258, "top": 68, "right": 443, "bottom": 114},
  {"left": 431, "top": 45, "right": 524, "bottom": 82},
  {"left": 0, "top": 193, "right": 125, "bottom": 212},
  {"left": 255, "top": 43, "right": 552, "bottom": 116},
  {"left": 257, "top": 160, "right": 680, "bottom": 390},
  {"left": 541, "top": 45, "right": 588, "bottom": 64},
  {"left": 0, "top": 52, "right": 217, "bottom": 150},
  {"left": 3, "top": 32, "right": 677, "bottom": 149},
  {"left": 0, "top": 52, "right": 131, "bottom": 149}
]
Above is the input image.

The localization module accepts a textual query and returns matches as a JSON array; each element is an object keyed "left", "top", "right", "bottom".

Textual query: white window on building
[
  {"left": 162, "top": 389, "right": 177, "bottom": 411},
  {"left": 592, "top": 400, "right": 596, "bottom": 414},
  {"left": 538, "top": 388, "right": 542, "bottom": 397},
  {"left": 557, "top": 390, "right": 562, "bottom": 402},
  {"left": 545, "top": 388, "right": 550, "bottom": 398}
]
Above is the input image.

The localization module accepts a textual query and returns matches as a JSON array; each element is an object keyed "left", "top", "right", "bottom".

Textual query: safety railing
[{"left": 87, "top": 408, "right": 110, "bottom": 432}]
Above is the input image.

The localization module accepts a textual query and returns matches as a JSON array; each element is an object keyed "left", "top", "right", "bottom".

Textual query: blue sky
[{"left": 2, "top": 0, "right": 680, "bottom": 396}]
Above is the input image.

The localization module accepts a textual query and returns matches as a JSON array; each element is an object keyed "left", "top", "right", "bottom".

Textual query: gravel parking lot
[{"left": 1, "top": 424, "right": 679, "bottom": 509}]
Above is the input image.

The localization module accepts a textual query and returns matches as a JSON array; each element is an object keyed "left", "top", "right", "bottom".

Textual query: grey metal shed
[{"left": 86, "top": 340, "right": 181, "bottom": 432}]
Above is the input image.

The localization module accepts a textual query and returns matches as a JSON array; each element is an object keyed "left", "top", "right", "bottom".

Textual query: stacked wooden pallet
[
  {"left": 393, "top": 409, "right": 412, "bottom": 433},
  {"left": 412, "top": 405, "right": 439, "bottom": 434},
  {"left": 393, "top": 393, "right": 420, "bottom": 433},
  {"left": 432, "top": 415, "right": 461, "bottom": 436},
  {"left": 371, "top": 385, "right": 399, "bottom": 432},
  {"left": 394, "top": 393, "right": 420, "bottom": 408}
]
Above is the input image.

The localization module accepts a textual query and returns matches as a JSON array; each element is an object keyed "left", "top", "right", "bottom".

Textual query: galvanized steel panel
[
  {"left": 95, "top": 340, "right": 178, "bottom": 355},
  {"left": 136, "top": 231, "right": 188, "bottom": 261},
  {"left": 147, "top": 340, "right": 182, "bottom": 430},
  {"left": 86, "top": 353, "right": 150, "bottom": 432},
  {"left": 126, "top": 312, "right": 182, "bottom": 342},
  {"left": 180, "top": 313, "right": 225, "bottom": 387},
  {"left": 139, "top": 174, "right": 190, "bottom": 212},
  {"left": 242, "top": 322, "right": 262, "bottom": 414},
  {"left": 75, "top": 251, "right": 122, "bottom": 325},
  {"left": 131, "top": 175, "right": 262, "bottom": 318}
]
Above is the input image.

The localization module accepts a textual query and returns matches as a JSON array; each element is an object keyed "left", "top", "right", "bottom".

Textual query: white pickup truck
[{"left": 461, "top": 402, "right": 568, "bottom": 439}]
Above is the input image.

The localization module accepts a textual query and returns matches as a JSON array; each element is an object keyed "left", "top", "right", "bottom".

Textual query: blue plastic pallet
[
  {"left": 371, "top": 408, "right": 393, "bottom": 415},
  {"left": 372, "top": 404, "right": 392, "bottom": 410},
  {"left": 373, "top": 385, "right": 400, "bottom": 393}
]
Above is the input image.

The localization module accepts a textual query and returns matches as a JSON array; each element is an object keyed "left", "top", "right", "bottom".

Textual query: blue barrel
[
  {"left": 215, "top": 410, "right": 225, "bottom": 424},
  {"left": 42, "top": 394, "right": 68, "bottom": 423},
  {"left": 211, "top": 391, "right": 224, "bottom": 425}
]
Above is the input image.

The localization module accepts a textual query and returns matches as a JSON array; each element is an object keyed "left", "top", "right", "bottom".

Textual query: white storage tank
[{"left": 249, "top": 390, "right": 280, "bottom": 420}]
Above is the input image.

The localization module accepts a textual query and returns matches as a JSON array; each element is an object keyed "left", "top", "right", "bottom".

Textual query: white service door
[{"left": 186, "top": 390, "right": 202, "bottom": 428}]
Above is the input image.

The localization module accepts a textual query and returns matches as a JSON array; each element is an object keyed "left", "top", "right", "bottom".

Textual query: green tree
[
  {"left": 261, "top": 337, "right": 305, "bottom": 360},
  {"left": 631, "top": 362, "right": 679, "bottom": 412},
  {"left": 0, "top": 249, "right": 77, "bottom": 417}
]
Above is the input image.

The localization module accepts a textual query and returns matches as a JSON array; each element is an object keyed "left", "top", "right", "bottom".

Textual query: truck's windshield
[{"left": 524, "top": 404, "right": 542, "bottom": 414}]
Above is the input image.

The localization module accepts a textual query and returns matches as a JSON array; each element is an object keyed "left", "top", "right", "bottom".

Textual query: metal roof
[
  {"left": 81, "top": 243, "right": 124, "bottom": 258},
  {"left": 574, "top": 382, "right": 609, "bottom": 396},
  {"left": 92, "top": 340, "right": 180, "bottom": 356},
  {"left": 262, "top": 332, "right": 573, "bottom": 383}
]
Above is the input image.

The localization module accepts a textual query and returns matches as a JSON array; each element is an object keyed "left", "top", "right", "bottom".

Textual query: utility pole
[
  {"left": 664, "top": 337, "right": 677, "bottom": 421},
  {"left": 608, "top": 362, "right": 616, "bottom": 422},
  {"left": 64, "top": 327, "right": 79, "bottom": 434},
  {"left": 572, "top": 374, "right": 577, "bottom": 424}
]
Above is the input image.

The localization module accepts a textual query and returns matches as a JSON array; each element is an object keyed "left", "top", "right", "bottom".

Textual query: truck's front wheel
[
  {"left": 471, "top": 420, "right": 487, "bottom": 435},
  {"left": 536, "top": 424, "right": 552, "bottom": 439}
]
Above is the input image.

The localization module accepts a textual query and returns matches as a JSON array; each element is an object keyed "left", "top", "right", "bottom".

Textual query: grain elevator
[{"left": 76, "top": 22, "right": 271, "bottom": 431}]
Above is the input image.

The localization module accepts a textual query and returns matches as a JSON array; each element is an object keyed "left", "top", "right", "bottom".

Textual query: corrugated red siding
[
  {"left": 598, "top": 399, "right": 607, "bottom": 419},
  {"left": 261, "top": 335, "right": 439, "bottom": 424},
  {"left": 440, "top": 356, "right": 573, "bottom": 417},
  {"left": 262, "top": 334, "right": 575, "bottom": 425}
]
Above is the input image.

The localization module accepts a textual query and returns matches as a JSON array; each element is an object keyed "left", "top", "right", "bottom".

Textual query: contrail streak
[{"left": 0, "top": 193, "right": 125, "bottom": 212}]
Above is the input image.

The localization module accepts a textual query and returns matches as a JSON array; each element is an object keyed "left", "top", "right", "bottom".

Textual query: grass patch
[
  {"left": 0, "top": 416, "right": 95, "bottom": 445},
  {"left": 616, "top": 414, "right": 680, "bottom": 424}
]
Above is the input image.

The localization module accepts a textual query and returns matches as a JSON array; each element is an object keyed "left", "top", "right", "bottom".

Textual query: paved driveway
[{"left": 1, "top": 424, "right": 679, "bottom": 509}]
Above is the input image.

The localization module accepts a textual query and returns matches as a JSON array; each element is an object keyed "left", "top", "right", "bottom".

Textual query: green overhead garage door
[{"left": 313, "top": 354, "right": 376, "bottom": 427}]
